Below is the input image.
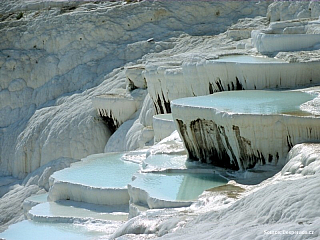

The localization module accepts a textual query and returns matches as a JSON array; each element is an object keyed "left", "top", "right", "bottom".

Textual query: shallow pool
[
  {"left": 211, "top": 55, "right": 285, "bottom": 63},
  {"left": 25, "top": 193, "right": 48, "bottom": 204},
  {"left": 172, "top": 90, "right": 316, "bottom": 115},
  {"left": 153, "top": 114, "right": 173, "bottom": 121},
  {"left": 30, "top": 201, "right": 128, "bottom": 222},
  {"left": 131, "top": 173, "right": 227, "bottom": 201},
  {"left": 142, "top": 154, "right": 187, "bottom": 170},
  {"left": 0, "top": 220, "right": 106, "bottom": 240},
  {"left": 51, "top": 153, "right": 140, "bottom": 188}
]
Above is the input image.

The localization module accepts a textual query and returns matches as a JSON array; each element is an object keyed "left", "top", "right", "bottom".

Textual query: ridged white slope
[{"left": 282, "top": 143, "right": 320, "bottom": 176}]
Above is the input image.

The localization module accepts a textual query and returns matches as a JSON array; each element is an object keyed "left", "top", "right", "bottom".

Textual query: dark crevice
[
  {"left": 98, "top": 109, "right": 118, "bottom": 134},
  {"left": 233, "top": 125, "right": 262, "bottom": 169},
  {"left": 219, "top": 126, "right": 238, "bottom": 169},
  {"left": 215, "top": 78, "right": 224, "bottom": 92},
  {"left": 127, "top": 78, "right": 137, "bottom": 91},
  {"left": 162, "top": 92, "right": 171, "bottom": 113},
  {"left": 176, "top": 118, "right": 239, "bottom": 170},
  {"left": 287, "top": 135, "right": 293, "bottom": 150},
  {"left": 235, "top": 77, "right": 244, "bottom": 90},
  {"left": 209, "top": 82, "right": 214, "bottom": 94},
  {"left": 156, "top": 94, "right": 165, "bottom": 114},
  {"left": 153, "top": 102, "right": 160, "bottom": 114}
]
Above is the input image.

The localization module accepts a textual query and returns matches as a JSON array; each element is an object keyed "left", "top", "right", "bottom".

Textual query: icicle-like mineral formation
[{"left": 171, "top": 90, "right": 320, "bottom": 170}]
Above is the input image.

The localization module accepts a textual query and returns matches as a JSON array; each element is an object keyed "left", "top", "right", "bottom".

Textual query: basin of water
[
  {"left": 142, "top": 154, "right": 187, "bottom": 171},
  {"left": 172, "top": 90, "right": 316, "bottom": 115},
  {"left": 153, "top": 114, "right": 174, "bottom": 121},
  {"left": 0, "top": 220, "right": 108, "bottom": 240},
  {"left": 51, "top": 153, "right": 140, "bottom": 188},
  {"left": 23, "top": 193, "right": 49, "bottom": 214},
  {"left": 130, "top": 172, "right": 227, "bottom": 202},
  {"left": 25, "top": 193, "right": 48, "bottom": 204},
  {"left": 211, "top": 55, "right": 285, "bottom": 63},
  {"left": 29, "top": 201, "right": 128, "bottom": 222}
]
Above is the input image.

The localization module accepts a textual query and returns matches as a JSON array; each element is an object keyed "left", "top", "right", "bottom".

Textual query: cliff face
[{"left": 0, "top": 0, "right": 271, "bottom": 178}]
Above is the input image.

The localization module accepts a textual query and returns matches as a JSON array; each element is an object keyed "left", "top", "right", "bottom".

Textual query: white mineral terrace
[
  {"left": 23, "top": 193, "right": 48, "bottom": 215},
  {"left": 171, "top": 90, "right": 320, "bottom": 170},
  {"left": 28, "top": 200, "right": 128, "bottom": 223},
  {"left": 252, "top": 18, "right": 320, "bottom": 54},
  {"left": 0, "top": 220, "right": 109, "bottom": 240},
  {"left": 152, "top": 114, "right": 176, "bottom": 143},
  {"left": 252, "top": 32, "right": 320, "bottom": 54},
  {"left": 125, "top": 65, "right": 147, "bottom": 90},
  {"left": 145, "top": 55, "right": 320, "bottom": 114},
  {"left": 92, "top": 93, "right": 140, "bottom": 130},
  {"left": 48, "top": 153, "right": 140, "bottom": 205}
]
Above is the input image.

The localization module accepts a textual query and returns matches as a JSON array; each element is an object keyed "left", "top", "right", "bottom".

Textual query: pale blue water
[
  {"left": 131, "top": 173, "right": 227, "bottom": 201},
  {"left": 51, "top": 153, "right": 140, "bottom": 188},
  {"left": 25, "top": 193, "right": 48, "bottom": 203},
  {"left": 172, "top": 90, "right": 315, "bottom": 115},
  {"left": 142, "top": 154, "right": 187, "bottom": 170},
  {"left": 30, "top": 201, "right": 128, "bottom": 221},
  {"left": 211, "top": 55, "right": 285, "bottom": 63},
  {"left": 153, "top": 114, "right": 173, "bottom": 121},
  {"left": 0, "top": 220, "right": 105, "bottom": 240}
]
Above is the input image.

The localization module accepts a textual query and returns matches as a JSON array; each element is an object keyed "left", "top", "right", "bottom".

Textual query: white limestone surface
[
  {"left": 267, "top": 1, "right": 320, "bottom": 22},
  {"left": 171, "top": 90, "right": 320, "bottom": 170},
  {"left": 252, "top": 29, "right": 320, "bottom": 54},
  {"left": 105, "top": 93, "right": 155, "bottom": 152},
  {"left": 28, "top": 200, "right": 128, "bottom": 223},
  {"left": 92, "top": 91, "right": 143, "bottom": 131},
  {"left": 153, "top": 114, "right": 176, "bottom": 143},
  {"left": 282, "top": 143, "right": 320, "bottom": 176},
  {"left": 125, "top": 65, "right": 147, "bottom": 90},
  {"left": 0, "top": 183, "right": 43, "bottom": 232}
]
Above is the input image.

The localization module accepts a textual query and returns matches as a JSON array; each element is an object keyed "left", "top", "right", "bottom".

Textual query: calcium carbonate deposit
[{"left": 1, "top": 0, "right": 320, "bottom": 239}]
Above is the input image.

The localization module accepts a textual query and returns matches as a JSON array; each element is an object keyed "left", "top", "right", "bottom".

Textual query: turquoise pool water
[
  {"left": 51, "top": 153, "right": 140, "bottom": 188},
  {"left": 172, "top": 90, "right": 316, "bottom": 115},
  {"left": 131, "top": 173, "right": 227, "bottom": 201},
  {"left": 0, "top": 220, "right": 106, "bottom": 240},
  {"left": 30, "top": 201, "right": 128, "bottom": 221},
  {"left": 142, "top": 154, "right": 187, "bottom": 170},
  {"left": 153, "top": 114, "right": 173, "bottom": 121},
  {"left": 211, "top": 55, "right": 285, "bottom": 63},
  {"left": 25, "top": 193, "right": 48, "bottom": 203}
]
